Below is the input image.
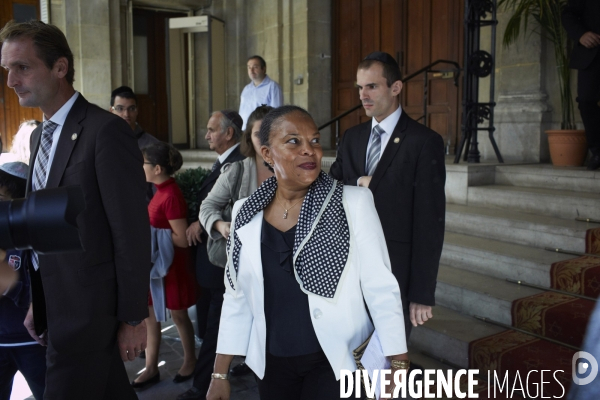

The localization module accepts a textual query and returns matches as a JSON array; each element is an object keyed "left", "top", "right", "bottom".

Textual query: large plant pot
[{"left": 545, "top": 129, "right": 587, "bottom": 167}]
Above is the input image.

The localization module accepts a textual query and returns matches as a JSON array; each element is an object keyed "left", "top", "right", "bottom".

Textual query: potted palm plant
[{"left": 499, "top": 0, "right": 587, "bottom": 166}]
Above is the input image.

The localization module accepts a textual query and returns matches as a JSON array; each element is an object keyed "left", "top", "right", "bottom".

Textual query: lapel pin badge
[
  {"left": 71, "top": 133, "right": 78, "bottom": 141},
  {"left": 394, "top": 137, "right": 400, "bottom": 144}
]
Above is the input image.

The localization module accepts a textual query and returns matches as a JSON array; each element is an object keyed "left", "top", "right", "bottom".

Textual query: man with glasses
[{"left": 110, "top": 86, "right": 159, "bottom": 150}]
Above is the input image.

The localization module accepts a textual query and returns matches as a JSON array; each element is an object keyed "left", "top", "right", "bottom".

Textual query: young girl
[{"left": 132, "top": 143, "right": 196, "bottom": 388}]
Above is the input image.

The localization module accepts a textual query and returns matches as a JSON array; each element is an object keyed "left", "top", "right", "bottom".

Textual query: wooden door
[
  {"left": 0, "top": 0, "right": 43, "bottom": 153},
  {"left": 332, "top": 0, "right": 463, "bottom": 150},
  {"left": 402, "top": 0, "right": 463, "bottom": 152},
  {"left": 132, "top": 9, "right": 187, "bottom": 144}
]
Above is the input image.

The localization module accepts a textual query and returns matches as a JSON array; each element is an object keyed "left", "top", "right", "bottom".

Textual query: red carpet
[
  {"left": 511, "top": 291, "right": 594, "bottom": 348},
  {"left": 468, "top": 227, "right": 600, "bottom": 399},
  {"left": 469, "top": 331, "right": 572, "bottom": 398}
]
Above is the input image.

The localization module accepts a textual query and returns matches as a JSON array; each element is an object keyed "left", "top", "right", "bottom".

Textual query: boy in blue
[{"left": 0, "top": 161, "right": 46, "bottom": 400}]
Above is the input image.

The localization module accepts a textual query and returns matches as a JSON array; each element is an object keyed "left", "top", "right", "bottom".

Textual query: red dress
[{"left": 148, "top": 178, "right": 196, "bottom": 310}]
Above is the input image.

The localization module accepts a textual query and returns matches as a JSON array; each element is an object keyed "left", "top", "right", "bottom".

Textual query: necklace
[{"left": 275, "top": 192, "right": 305, "bottom": 219}]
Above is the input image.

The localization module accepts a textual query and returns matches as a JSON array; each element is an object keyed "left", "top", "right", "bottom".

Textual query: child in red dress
[{"left": 132, "top": 142, "right": 197, "bottom": 388}]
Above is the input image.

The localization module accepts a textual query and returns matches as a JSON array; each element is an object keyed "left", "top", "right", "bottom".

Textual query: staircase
[{"left": 408, "top": 163, "right": 600, "bottom": 386}]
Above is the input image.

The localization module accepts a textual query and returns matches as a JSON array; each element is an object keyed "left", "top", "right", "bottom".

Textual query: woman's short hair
[
  {"left": 257, "top": 105, "right": 314, "bottom": 148},
  {"left": 0, "top": 20, "right": 75, "bottom": 85},
  {"left": 142, "top": 142, "right": 183, "bottom": 176},
  {"left": 240, "top": 105, "right": 274, "bottom": 158}
]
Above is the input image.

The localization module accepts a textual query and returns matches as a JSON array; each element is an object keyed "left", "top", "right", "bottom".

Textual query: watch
[{"left": 125, "top": 320, "right": 143, "bottom": 327}]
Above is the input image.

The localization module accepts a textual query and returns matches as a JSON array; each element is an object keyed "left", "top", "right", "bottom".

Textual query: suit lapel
[
  {"left": 45, "top": 95, "right": 87, "bottom": 189},
  {"left": 26, "top": 124, "right": 43, "bottom": 194},
  {"left": 369, "top": 111, "right": 409, "bottom": 192},
  {"left": 356, "top": 124, "right": 371, "bottom": 176},
  {"left": 199, "top": 145, "right": 243, "bottom": 192}
]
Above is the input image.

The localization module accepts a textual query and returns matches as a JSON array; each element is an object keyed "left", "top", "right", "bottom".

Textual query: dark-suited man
[
  {"left": 562, "top": 0, "right": 600, "bottom": 171},
  {"left": 179, "top": 110, "right": 244, "bottom": 400},
  {"left": 329, "top": 52, "right": 445, "bottom": 338},
  {"left": 0, "top": 21, "right": 150, "bottom": 399}
]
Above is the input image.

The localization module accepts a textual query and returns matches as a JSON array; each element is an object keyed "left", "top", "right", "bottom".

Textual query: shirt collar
[
  {"left": 45, "top": 91, "right": 80, "bottom": 126},
  {"left": 371, "top": 105, "right": 402, "bottom": 135},
  {"left": 253, "top": 75, "right": 272, "bottom": 88},
  {"left": 218, "top": 143, "right": 240, "bottom": 163}
]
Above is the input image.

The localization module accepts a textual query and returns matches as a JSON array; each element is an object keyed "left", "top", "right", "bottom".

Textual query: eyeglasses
[{"left": 111, "top": 105, "right": 137, "bottom": 113}]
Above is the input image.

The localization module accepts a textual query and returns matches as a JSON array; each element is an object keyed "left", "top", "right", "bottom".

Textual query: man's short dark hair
[
  {"left": 357, "top": 59, "right": 403, "bottom": 87},
  {"left": 0, "top": 169, "right": 26, "bottom": 199},
  {"left": 248, "top": 55, "right": 266, "bottom": 69},
  {"left": 0, "top": 20, "right": 75, "bottom": 85},
  {"left": 110, "top": 86, "right": 137, "bottom": 106}
]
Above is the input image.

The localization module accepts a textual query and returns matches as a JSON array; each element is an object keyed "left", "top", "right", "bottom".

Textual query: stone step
[
  {"left": 407, "top": 346, "right": 457, "bottom": 371},
  {"left": 441, "top": 232, "right": 573, "bottom": 287},
  {"left": 495, "top": 164, "right": 600, "bottom": 194},
  {"left": 409, "top": 306, "right": 505, "bottom": 368},
  {"left": 467, "top": 185, "right": 600, "bottom": 220},
  {"left": 436, "top": 265, "right": 541, "bottom": 326},
  {"left": 446, "top": 204, "right": 592, "bottom": 253}
]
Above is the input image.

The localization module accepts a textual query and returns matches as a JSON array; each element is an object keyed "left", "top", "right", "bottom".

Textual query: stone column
[
  {"left": 50, "top": 0, "right": 113, "bottom": 108},
  {"left": 480, "top": 11, "right": 552, "bottom": 163}
]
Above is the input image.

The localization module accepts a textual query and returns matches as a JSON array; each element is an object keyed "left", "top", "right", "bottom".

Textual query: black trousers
[
  {"left": 43, "top": 338, "right": 135, "bottom": 400},
  {"left": 577, "top": 54, "right": 600, "bottom": 153},
  {"left": 0, "top": 344, "right": 47, "bottom": 400},
  {"left": 191, "top": 285, "right": 225, "bottom": 396},
  {"left": 257, "top": 351, "right": 342, "bottom": 400}
]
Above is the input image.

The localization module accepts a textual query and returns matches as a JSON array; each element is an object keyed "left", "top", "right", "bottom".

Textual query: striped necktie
[
  {"left": 31, "top": 120, "right": 59, "bottom": 270},
  {"left": 366, "top": 124, "right": 384, "bottom": 176}
]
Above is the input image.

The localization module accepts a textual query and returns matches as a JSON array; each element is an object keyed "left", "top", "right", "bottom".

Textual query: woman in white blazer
[{"left": 207, "top": 106, "right": 409, "bottom": 400}]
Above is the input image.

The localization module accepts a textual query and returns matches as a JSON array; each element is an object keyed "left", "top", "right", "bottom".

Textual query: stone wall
[
  {"left": 193, "top": 0, "right": 332, "bottom": 149},
  {"left": 479, "top": 9, "right": 582, "bottom": 163},
  {"left": 50, "top": 0, "right": 117, "bottom": 109}
]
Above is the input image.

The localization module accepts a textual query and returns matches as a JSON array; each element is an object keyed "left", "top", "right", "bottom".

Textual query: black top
[{"left": 261, "top": 219, "right": 322, "bottom": 357}]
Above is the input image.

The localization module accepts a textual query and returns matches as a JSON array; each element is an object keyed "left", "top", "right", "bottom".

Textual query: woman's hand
[
  {"left": 206, "top": 379, "right": 231, "bottom": 400},
  {"left": 215, "top": 221, "right": 231, "bottom": 239}
]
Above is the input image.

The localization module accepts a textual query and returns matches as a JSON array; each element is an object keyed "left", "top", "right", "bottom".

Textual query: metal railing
[{"left": 319, "top": 59, "right": 461, "bottom": 148}]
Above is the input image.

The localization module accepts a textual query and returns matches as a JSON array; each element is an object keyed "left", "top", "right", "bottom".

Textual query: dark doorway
[
  {"left": 132, "top": 8, "right": 188, "bottom": 145},
  {"left": 332, "top": 0, "right": 463, "bottom": 150},
  {"left": 0, "top": 0, "right": 42, "bottom": 152}
]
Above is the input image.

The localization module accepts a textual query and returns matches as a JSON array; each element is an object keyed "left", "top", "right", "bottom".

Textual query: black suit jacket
[
  {"left": 330, "top": 111, "right": 445, "bottom": 307},
  {"left": 194, "top": 145, "right": 245, "bottom": 288},
  {"left": 562, "top": 0, "right": 600, "bottom": 70},
  {"left": 26, "top": 94, "right": 151, "bottom": 354}
]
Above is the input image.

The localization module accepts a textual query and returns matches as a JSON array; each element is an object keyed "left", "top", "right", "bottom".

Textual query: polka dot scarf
[{"left": 226, "top": 171, "right": 350, "bottom": 299}]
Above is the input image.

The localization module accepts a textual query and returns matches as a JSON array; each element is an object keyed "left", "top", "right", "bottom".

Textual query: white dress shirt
[
  {"left": 218, "top": 143, "right": 240, "bottom": 164},
  {"left": 36, "top": 91, "right": 80, "bottom": 187},
  {"left": 364, "top": 105, "right": 402, "bottom": 172},
  {"left": 239, "top": 75, "right": 283, "bottom": 129}
]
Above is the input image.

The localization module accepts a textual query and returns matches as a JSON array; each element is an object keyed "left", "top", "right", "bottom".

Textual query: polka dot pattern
[{"left": 226, "top": 172, "right": 350, "bottom": 298}]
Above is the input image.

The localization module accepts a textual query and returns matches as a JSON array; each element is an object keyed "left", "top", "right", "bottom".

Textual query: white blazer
[{"left": 216, "top": 185, "right": 407, "bottom": 380}]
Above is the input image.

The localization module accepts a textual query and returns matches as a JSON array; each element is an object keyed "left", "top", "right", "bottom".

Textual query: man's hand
[
  {"left": 186, "top": 221, "right": 203, "bottom": 246},
  {"left": 215, "top": 221, "right": 231, "bottom": 239},
  {"left": 409, "top": 302, "right": 433, "bottom": 327},
  {"left": 579, "top": 31, "right": 600, "bottom": 49},
  {"left": 24, "top": 303, "right": 47, "bottom": 346},
  {"left": 358, "top": 176, "right": 373, "bottom": 188},
  {"left": 207, "top": 378, "right": 231, "bottom": 400},
  {"left": 117, "top": 321, "right": 147, "bottom": 362}
]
